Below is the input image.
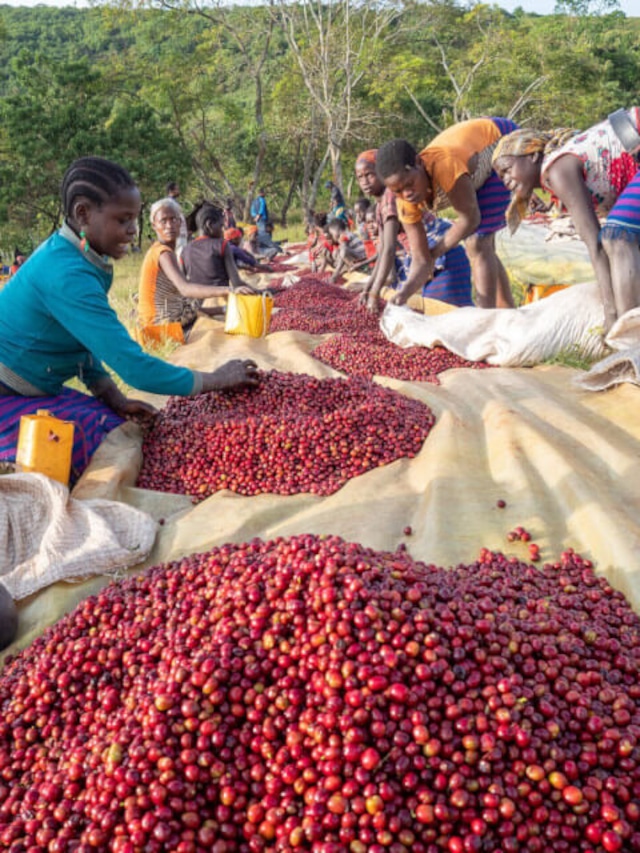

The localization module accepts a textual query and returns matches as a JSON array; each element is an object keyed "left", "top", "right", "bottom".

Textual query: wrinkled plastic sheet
[{"left": 4, "top": 230, "right": 640, "bottom": 662}]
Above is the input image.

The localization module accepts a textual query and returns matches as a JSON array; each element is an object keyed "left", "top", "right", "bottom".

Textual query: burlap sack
[{"left": 0, "top": 472, "right": 157, "bottom": 599}]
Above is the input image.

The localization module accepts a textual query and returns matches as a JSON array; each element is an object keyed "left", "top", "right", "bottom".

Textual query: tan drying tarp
[{"left": 3, "top": 226, "right": 640, "bottom": 662}]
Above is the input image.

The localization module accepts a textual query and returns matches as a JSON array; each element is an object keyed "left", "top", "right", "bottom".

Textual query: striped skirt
[
  {"left": 601, "top": 170, "right": 640, "bottom": 241},
  {"left": 0, "top": 388, "right": 124, "bottom": 483},
  {"left": 396, "top": 215, "right": 473, "bottom": 307},
  {"left": 476, "top": 117, "right": 520, "bottom": 236}
]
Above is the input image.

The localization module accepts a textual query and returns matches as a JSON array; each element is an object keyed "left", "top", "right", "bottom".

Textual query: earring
[{"left": 79, "top": 230, "right": 90, "bottom": 253}]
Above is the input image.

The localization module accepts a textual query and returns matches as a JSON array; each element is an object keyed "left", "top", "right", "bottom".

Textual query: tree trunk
[
  {"left": 310, "top": 145, "right": 331, "bottom": 214},
  {"left": 281, "top": 138, "right": 302, "bottom": 226}
]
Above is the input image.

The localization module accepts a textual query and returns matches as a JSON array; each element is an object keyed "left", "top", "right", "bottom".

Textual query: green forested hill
[{"left": 0, "top": 1, "right": 638, "bottom": 254}]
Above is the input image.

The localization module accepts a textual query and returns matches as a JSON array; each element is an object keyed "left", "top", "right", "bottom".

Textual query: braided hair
[
  {"left": 375, "top": 139, "right": 418, "bottom": 180},
  {"left": 61, "top": 157, "right": 136, "bottom": 218},
  {"left": 195, "top": 202, "right": 224, "bottom": 237}
]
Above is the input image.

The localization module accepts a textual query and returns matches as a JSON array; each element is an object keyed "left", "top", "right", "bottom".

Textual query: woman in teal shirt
[{"left": 0, "top": 156, "right": 258, "bottom": 474}]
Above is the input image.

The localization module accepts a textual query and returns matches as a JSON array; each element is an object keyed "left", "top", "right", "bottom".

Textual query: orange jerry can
[
  {"left": 16, "top": 409, "right": 74, "bottom": 486},
  {"left": 524, "top": 283, "right": 571, "bottom": 304}
]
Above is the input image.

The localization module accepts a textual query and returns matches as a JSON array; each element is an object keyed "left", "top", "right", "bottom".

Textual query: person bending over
[
  {"left": 355, "top": 148, "right": 472, "bottom": 312},
  {"left": 376, "top": 117, "right": 518, "bottom": 309},
  {"left": 224, "top": 227, "right": 263, "bottom": 272},
  {"left": 492, "top": 111, "right": 640, "bottom": 331},
  {"left": 326, "top": 219, "right": 367, "bottom": 283}
]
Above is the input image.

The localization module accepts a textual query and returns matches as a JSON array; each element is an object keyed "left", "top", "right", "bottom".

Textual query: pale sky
[
  {"left": 497, "top": 0, "right": 638, "bottom": 12},
  {"left": 0, "top": 0, "right": 638, "bottom": 12}
]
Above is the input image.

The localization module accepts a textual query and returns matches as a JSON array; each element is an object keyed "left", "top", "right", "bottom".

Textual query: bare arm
[
  {"left": 391, "top": 219, "right": 434, "bottom": 305},
  {"left": 545, "top": 154, "right": 615, "bottom": 329},
  {"left": 158, "top": 250, "right": 231, "bottom": 299},
  {"left": 223, "top": 244, "right": 258, "bottom": 293},
  {"left": 430, "top": 174, "right": 481, "bottom": 260},
  {"left": 89, "top": 374, "right": 157, "bottom": 419},
  {"left": 198, "top": 359, "right": 260, "bottom": 393},
  {"left": 91, "top": 361, "right": 259, "bottom": 409},
  {"left": 361, "top": 218, "right": 400, "bottom": 311},
  {"left": 330, "top": 244, "right": 349, "bottom": 282}
]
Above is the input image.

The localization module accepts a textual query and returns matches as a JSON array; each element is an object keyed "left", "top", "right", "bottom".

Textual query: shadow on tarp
[{"left": 4, "top": 282, "right": 640, "bottom": 662}]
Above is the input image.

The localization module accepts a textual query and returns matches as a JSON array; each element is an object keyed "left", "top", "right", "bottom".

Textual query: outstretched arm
[
  {"left": 361, "top": 218, "right": 400, "bottom": 311},
  {"left": 546, "top": 154, "right": 615, "bottom": 330},
  {"left": 223, "top": 244, "right": 259, "bottom": 294},
  {"left": 430, "top": 174, "right": 481, "bottom": 260},
  {"left": 391, "top": 220, "right": 434, "bottom": 305},
  {"left": 159, "top": 251, "right": 231, "bottom": 299}
]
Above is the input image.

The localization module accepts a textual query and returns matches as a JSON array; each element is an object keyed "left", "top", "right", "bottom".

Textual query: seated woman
[
  {"left": 492, "top": 112, "right": 640, "bottom": 331},
  {"left": 224, "top": 227, "right": 263, "bottom": 271},
  {"left": 139, "top": 199, "right": 246, "bottom": 341},
  {"left": 376, "top": 117, "right": 518, "bottom": 309},
  {"left": 243, "top": 224, "right": 279, "bottom": 262},
  {"left": 258, "top": 220, "right": 284, "bottom": 259},
  {"left": 353, "top": 198, "right": 371, "bottom": 240},
  {"left": 0, "top": 157, "right": 258, "bottom": 481},
  {"left": 181, "top": 203, "right": 257, "bottom": 293},
  {"left": 326, "top": 219, "right": 368, "bottom": 284},
  {"left": 354, "top": 148, "right": 472, "bottom": 311}
]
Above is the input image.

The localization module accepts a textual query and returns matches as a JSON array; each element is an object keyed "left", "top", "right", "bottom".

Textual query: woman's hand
[
  {"left": 91, "top": 376, "right": 157, "bottom": 421},
  {"left": 114, "top": 398, "right": 158, "bottom": 421},
  {"left": 201, "top": 359, "right": 260, "bottom": 393},
  {"left": 390, "top": 288, "right": 410, "bottom": 306},
  {"left": 365, "top": 292, "right": 382, "bottom": 314},
  {"left": 233, "top": 284, "right": 260, "bottom": 295}
]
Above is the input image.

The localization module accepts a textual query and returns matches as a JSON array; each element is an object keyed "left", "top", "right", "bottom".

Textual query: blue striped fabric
[
  {"left": 602, "top": 171, "right": 640, "bottom": 238},
  {"left": 0, "top": 388, "right": 124, "bottom": 483},
  {"left": 424, "top": 244, "right": 473, "bottom": 306},
  {"left": 475, "top": 171, "right": 513, "bottom": 235},
  {"left": 490, "top": 117, "right": 519, "bottom": 137},
  {"left": 475, "top": 117, "right": 520, "bottom": 236},
  {"left": 395, "top": 216, "right": 473, "bottom": 307}
]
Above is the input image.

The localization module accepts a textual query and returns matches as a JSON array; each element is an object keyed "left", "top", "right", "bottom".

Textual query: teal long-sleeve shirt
[{"left": 0, "top": 225, "right": 198, "bottom": 397}]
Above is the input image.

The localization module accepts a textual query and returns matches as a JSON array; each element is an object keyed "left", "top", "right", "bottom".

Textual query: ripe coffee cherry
[
  {"left": 138, "top": 370, "right": 435, "bottom": 500},
  {"left": 1, "top": 537, "right": 638, "bottom": 851}
]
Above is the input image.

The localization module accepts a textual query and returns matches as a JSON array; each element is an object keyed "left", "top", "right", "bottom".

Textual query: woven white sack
[
  {"left": 380, "top": 281, "right": 607, "bottom": 367},
  {"left": 0, "top": 472, "right": 157, "bottom": 600},
  {"left": 576, "top": 306, "right": 640, "bottom": 391}
]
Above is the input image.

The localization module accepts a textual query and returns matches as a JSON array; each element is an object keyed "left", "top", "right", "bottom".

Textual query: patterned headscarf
[
  {"left": 492, "top": 128, "right": 579, "bottom": 233},
  {"left": 355, "top": 149, "right": 378, "bottom": 169}
]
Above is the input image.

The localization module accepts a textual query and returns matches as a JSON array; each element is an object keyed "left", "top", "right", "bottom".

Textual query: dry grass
[{"left": 79, "top": 245, "right": 182, "bottom": 396}]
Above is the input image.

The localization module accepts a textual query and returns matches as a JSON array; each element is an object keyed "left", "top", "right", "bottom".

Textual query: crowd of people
[
  {"left": 0, "top": 106, "right": 640, "bottom": 647},
  {"left": 0, "top": 106, "right": 638, "bottom": 486}
]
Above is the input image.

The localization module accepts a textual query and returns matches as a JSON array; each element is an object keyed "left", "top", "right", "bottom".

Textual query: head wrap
[
  {"left": 224, "top": 227, "right": 243, "bottom": 241},
  {"left": 149, "top": 197, "right": 182, "bottom": 225},
  {"left": 492, "top": 128, "right": 579, "bottom": 233},
  {"left": 245, "top": 224, "right": 258, "bottom": 235},
  {"left": 355, "top": 149, "right": 378, "bottom": 169}
]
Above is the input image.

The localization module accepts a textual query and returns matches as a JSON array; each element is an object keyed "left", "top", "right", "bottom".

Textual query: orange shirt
[
  {"left": 398, "top": 118, "right": 502, "bottom": 225},
  {"left": 138, "top": 242, "right": 175, "bottom": 326}
]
